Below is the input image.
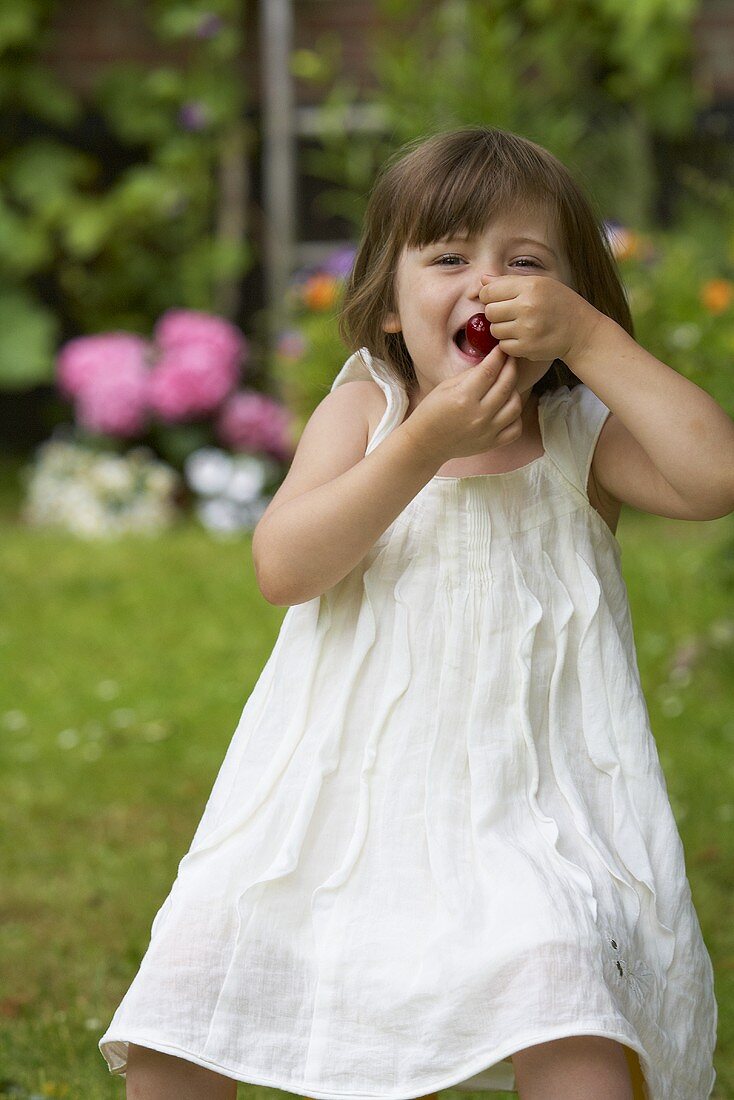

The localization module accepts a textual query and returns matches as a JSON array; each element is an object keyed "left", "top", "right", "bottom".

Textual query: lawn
[{"left": 1, "top": 454, "right": 732, "bottom": 1099}]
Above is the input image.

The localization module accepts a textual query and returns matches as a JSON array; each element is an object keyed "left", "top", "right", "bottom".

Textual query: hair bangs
[{"left": 398, "top": 133, "right": 558, "bottom": 251}]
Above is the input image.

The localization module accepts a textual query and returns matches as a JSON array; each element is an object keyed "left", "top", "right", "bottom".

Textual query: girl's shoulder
[
  {"left": 338, "top": 378, "right": 391, "bottom": 457},
  {"left": 331, "top": 348, "right": 410, "bottom": 453},
  {"left": 256, "top": 379, "right": 377, "bottom": 536}
]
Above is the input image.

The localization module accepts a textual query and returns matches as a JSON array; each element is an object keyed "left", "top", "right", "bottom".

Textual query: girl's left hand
[{"left": 479, "top": 274, "right": 604, "bottom": 363}]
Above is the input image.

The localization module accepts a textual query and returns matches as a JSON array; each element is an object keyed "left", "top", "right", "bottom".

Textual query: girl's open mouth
[{"left": 453, "top": 325, "right": 484, "bottom": 361}]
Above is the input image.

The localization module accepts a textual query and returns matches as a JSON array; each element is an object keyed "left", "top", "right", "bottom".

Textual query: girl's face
[{"left": 382, "top": 206, "right": 574, "bottom": 405}]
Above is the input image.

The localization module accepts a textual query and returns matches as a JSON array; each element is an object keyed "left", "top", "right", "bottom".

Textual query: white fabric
[{"left": 99, "top": 348, "right": 717, "bottom": 1098}]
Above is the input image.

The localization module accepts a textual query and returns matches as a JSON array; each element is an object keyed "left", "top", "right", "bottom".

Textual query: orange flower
[
  {"left": 700, "top": 278, "right": 733, "bottom": 315},
  {"left": 606, "top": 226, "right": 640, "bottom": 262},
  {"left": 302, "top": 274, "right": 339, "bottom": 311}
]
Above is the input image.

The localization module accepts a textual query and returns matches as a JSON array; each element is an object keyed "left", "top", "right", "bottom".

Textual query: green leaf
[
  {"left": 61, "top": 201, "right": 113, "bottom": 259},
  {"left": 95, "top": 65, "right": 181, "bottom": 145},
  {"left": 156, "top": 6, "right": 213, "bottom": 39},
  {"left": 0, "top": 289, "right": 58, "bottom": 389},
  {"left": 15, "top": 62, "right": 81, "bottom": 126},
  {"left": 0, "top": 199, "right": 53, "bottom": 275},
  {"left": 3, "top": 139, "right": 97, "bottom": 214},
  {"left": 0, "top": 6, "right": 38, "bottom": 53}
]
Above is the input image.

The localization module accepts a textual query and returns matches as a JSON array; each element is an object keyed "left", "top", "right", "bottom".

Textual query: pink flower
[
  {"left": 56, "top": 333, "right": 151, "bottom": 400},
  {"left": 76, "top": 369, "right": 150, "bottom": 438},
  {"left": 148, "top": 343, "right": 240, "bottom": 422},
  {"left": 154, "top": 309, "right": 247, "bottom": 370},
  {"left": 215, "top": 390, "right": 294, "bottom": 460}
]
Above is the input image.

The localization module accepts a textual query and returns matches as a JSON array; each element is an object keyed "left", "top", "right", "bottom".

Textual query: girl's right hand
[{"left": 403, "top": 345, "right": 524, "bottom": 465}]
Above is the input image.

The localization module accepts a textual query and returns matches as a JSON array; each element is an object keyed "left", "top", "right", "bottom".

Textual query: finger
[
  {"left": 486, "top": 320, "right": 515, "bottom": 340},
  {"left": 494, "top": 417, "right": 524, "bottom": 447},
  {"left": 483, "top": 301, "right": 517, "bottom": 324},
  {"left": 479, "top": 276, "right": 522, "bottom": 304},
  {"left": 471, "top": 344, "right": 509, "bottom": 392},
  {"left": 493, "top": 388, "right": 523, "bottom": 428},
  {"left": 486, "top": 394, "right": 523, "bottom": 442},
  {"left": 493, "top": 378, "right": 523, "bottom": 415},
  {"left": 482, "top": 341, "right": 508, "bottom": 366},
  {"left": 479, "top": 356, "right": 517, "bottom": 407},
  {"left": 496, "top": 338, "right": 524, "bottom": 356},
  {"left": 459, "top": 340, "right": 503, "bottom": 369}
]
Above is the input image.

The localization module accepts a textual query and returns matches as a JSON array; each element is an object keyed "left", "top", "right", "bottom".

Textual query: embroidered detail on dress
[{"left": 602, "top": 924, "right": 656, "bottom": 1006}]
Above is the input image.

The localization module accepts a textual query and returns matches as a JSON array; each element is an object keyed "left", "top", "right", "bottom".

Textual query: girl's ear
[{"left": 382, "top": 311, "right": 401, "bottom": 333}]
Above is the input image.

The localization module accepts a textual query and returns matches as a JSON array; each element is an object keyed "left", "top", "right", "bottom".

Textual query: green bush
[
  {"left": 0, "top": 0, "right": 252, "bottom": 390},
  {"left": 619, "top": 180, "right": 734, "bottom": 417},
  {"left": 297, "top": 0, "right": 707, "bottom": 237}
]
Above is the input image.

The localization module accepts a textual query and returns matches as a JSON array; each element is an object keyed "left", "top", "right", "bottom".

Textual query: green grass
[{"left": 1, "top": 453, "right": 732, "bottom": 1099}]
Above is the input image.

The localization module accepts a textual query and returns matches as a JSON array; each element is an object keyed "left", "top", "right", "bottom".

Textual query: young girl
[{"left": 99, "top": 127, "right": 732, "bottom": 1100}]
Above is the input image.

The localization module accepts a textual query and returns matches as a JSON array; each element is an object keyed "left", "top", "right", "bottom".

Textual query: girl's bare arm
[
  {"left": 565, "top": 314, "right": 734, "bottom": 520},
  {"left": 251, "top": 381, "right": 441, "bottom": 606},
  {"left": 479, "top": 274, "right": 734, "bottom": 520}
]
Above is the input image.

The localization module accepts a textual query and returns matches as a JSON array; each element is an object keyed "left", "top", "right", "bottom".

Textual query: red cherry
[{"left": 465, "top": 313, "right": 498, "bottom": 355}]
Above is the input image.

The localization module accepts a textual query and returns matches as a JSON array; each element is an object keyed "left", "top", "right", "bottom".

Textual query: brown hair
[{"left": 338, "top": 126, "right": 634, "bottom": 397}]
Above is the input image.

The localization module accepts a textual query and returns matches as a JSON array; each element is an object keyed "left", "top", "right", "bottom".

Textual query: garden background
[{"left": 1, "top": 0, "right": 734, "bottom": 1097}]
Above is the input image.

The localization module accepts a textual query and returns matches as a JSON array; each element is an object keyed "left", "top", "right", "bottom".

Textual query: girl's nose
[{"left": 470, "top": 274, "right": 494, "bottom": 298}]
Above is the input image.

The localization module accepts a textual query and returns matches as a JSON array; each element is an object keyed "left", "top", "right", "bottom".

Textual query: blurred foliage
[
  {"left": 620, "top": 175, "right": 734, "bottom": 419},
  {"left": 296, "top": 0, "right": 711, "bottom": 234},
  {"left": 273, "top": 307, "right": 345, "bottom": 438},
  {"left": 0, "top": 0, "right": 253, "bottom": 390},
  {"left": 266, "top": 265, "right": 346, "bottom": 436}
]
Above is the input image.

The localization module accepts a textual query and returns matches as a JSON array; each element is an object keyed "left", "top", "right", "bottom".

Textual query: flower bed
[{"left": 21, "top": 308, "right": 296, "bottom": 537}]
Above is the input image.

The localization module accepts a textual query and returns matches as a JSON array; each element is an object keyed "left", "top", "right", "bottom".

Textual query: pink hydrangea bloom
[
  {"left": 76, "top": 368, "right": 150, "bottom": 438},
  {"left": 154, "top": 309, "right": 248, "bottom": 370},
  {"left": 148, "top": 343, "right": 240, "bottom": 422},
  {"left": 215, "top": 390, "right": 294, "bottom": 460},
  {"left": 56, "top": 333, "right": 151, "bottom": 400}
]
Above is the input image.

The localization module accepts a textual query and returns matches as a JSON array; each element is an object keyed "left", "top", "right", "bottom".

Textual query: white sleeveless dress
[{"left": 99, "top": 348, "right": 717, "bottom": 1099}]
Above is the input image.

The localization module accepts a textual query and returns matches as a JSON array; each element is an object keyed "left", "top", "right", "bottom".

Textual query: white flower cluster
[
  {"left": 183, "top": 447, "right": 277, "bottom": 536},
  {"left": 20, "top": 437, "right": 181, "bottom": 538}
]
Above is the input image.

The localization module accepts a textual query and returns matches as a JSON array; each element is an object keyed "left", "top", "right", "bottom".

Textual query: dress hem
[{"left": 99, "top": 1019, "right": 656, "bottom": 1098}]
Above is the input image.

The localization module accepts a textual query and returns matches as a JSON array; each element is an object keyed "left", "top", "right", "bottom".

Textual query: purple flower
[
  {"left": 215, "top": 389, "right": 294, "bottom": 461},
  {"left": 56, "top": 333, "right": 151, "bottom": 400},
  {"left": 321, "top": 244, "right": 357, "bottom": 279},
  {"left": 195, "top": 13, "right": 225, "bottom": 38},
  {"left": 76, "top": 368, "right": 150, "bottom": 439},
  {"left": 154, "top": 308, "right": 247, "bottom": 370},
  {"left": 178, "top": 101, "right": 211, "bottom": 131},
  {"left": 148, "top": 343, "right": 240, "bottom": 423},
  {"left": 276, "top": 329, "right": 307, "bottom": 360}
]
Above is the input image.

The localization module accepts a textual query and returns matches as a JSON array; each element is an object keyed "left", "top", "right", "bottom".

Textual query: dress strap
[
  {"left": 539, "top": 383, "right": 612, "bottom": 499},
  {"left": 330, "top": 347, "right": 409, "bottom": 455}
]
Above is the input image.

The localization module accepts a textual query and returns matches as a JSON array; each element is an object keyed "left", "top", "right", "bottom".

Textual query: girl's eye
[{"left": 434, "top": 254, "right": 542, "bottom": 268}]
